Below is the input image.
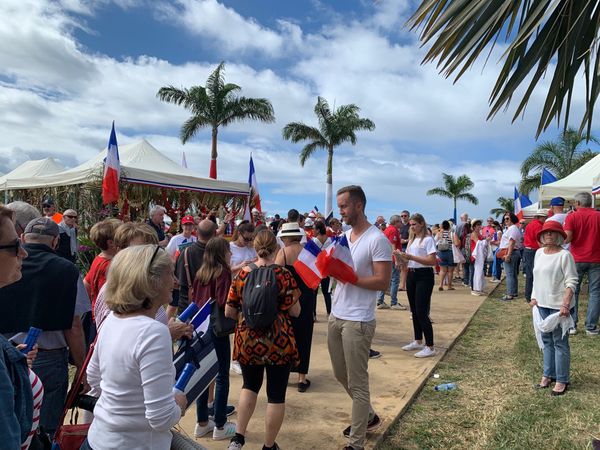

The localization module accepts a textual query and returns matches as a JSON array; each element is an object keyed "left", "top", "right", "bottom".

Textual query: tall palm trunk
[
  {"left": 453, "top": 197, "right": 457, "bottom": 223},
  {"left": 209, "top": 127, "right": 218, "bottom": 179},
  {"left": 325, "top": 147, "right": 334, "bottom": 217}
]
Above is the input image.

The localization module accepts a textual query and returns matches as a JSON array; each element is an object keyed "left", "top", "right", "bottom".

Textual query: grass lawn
[{"left": 378, "top": 279, "right": 600, "bottom": 450}]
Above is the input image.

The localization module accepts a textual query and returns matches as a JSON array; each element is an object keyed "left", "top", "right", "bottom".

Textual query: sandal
[
  {"left": 551, "top": 383, "right": 569, "bottom": 396},
  {"left": 448, "top": 287, "right": 455, "bottom": 290},
  {"left": 298, "top": 380, "right": 311, "bottom": 393}
]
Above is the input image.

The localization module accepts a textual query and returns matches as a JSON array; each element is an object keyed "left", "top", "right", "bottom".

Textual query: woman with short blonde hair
[{"left": 84, "top": 245, "right": 187, "bottom": 450}]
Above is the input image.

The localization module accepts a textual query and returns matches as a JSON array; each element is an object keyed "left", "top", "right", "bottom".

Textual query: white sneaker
[
  {"left": 391, "top": 303, "right": 408, "bottom": 310},
  {"left": 213, "top": 421, "right": 237, "bottom": 440},
  {"left": 471, "top": 291, "right": 484, "bottom": 296},
  {"left": 402, "top": 341, "right": 424, "bottom": 351},
  {"left": 377, "top": 302, "right": 390, "bottom": 309},
  {"left": 415, "top": 347, "right": 437, "bottom": 358},
  {"left": 194, "top": 419, "right": 216, "bottom": 438},
  {"left": 491, "top": 278, "right": 501, "bottom": 283},
  {"left": 231, "top": 361, "right": 242, "bottom": 375},
  {"left": 569, "top": 328, "right": 577, "bottom": 335}
]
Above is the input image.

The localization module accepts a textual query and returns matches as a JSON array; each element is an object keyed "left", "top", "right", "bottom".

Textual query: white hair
[
  {"left": 6, "top": 201, "right": 41, "bottom": 233},
  {"left": 574, "top": 192, "right": 592, "bottom": 208},
  {"left": 149, "top": 205, "right": 166, "bottom": 217}
]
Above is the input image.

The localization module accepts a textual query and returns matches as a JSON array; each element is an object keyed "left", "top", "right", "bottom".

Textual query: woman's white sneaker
[
  {"left": 414, "top": 347, "right": 437, "bottom": 358},
  {"left": 402, "top": 341, "right": 424, "bottom": 351},
  {"left": 213, "top": 421, "right": 237, "bottom": 440}
]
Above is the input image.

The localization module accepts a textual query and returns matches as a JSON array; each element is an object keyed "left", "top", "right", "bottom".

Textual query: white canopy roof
[
  {"left": 1, "top": 139, "right": 249, "bottom": 197},
  {"left": 0, "top": 158, "right": 65, "bottom": 189},
  {"left": 539, "top": 153, "right": 600, "bottom": 200},
  {"left": 593, "top": 172, "right": 600, "bottom": 195}
]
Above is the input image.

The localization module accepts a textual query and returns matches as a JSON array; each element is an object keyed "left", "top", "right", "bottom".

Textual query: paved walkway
[{"left": 178, "top": 281, "right": 487, "bottom": 449}]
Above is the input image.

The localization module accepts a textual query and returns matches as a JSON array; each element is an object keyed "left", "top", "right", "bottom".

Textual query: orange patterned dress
[{"left": 227, "top": 266, "right": 299, "bottom": 366}]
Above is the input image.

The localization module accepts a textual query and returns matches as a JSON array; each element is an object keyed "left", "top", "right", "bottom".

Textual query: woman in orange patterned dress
[{"left": 225, "top": 229, "right": 300, "bottom": 450}]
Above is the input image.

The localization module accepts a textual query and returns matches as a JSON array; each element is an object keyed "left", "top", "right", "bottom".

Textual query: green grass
[{"left": 378, "top": 280, "right": 600, "bottom": 450}]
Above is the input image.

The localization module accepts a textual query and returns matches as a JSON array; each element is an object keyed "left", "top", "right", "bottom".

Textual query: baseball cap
[
  {"left": 42, "top": 198, "right": 54, "bottom": 208},
  {"left": 550, "top": 197, "right": 565, "bottom": 206},
  {"left": 181, "top": 215, "right": 195, "bottom": 225},
  {"left": 24, "top": 217, "right": 59, "bottom": 237}
]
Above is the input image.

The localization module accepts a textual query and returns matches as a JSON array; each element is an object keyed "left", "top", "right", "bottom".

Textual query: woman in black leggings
[{"left": 395, "top": 213, "right": 438, "bottom": 358}]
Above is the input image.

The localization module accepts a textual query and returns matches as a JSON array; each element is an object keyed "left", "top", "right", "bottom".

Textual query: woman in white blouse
[
  {"left": 530, "top": 221, "right": 578, "bottom": 396},
  {"left": 395, "top": 214, "right": 438, "bottom": 358},
  {"left": 83, "top": 245, "right": 187, "bottom": 450}
]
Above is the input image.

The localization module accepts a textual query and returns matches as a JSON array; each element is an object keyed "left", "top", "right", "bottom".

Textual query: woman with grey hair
[{"left": 531, "top": 220, "right": 578, "bottom": 396}]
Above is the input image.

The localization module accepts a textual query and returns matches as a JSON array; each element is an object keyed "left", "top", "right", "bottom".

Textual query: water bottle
[
  {"left": 434, "top": 382, "right": 457, "bottom": 391},
  {"left": 173, "top": 363, "right": 196, "bottom": 395},
  {"left": 21, "top": 327, "right": 42, "bottom": 354},
  {"left": 177, "top": 302, "right": 199, "bottom": 323}
]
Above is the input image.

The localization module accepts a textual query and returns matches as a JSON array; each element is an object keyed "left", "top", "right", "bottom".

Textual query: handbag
[
  {"left": 452, "top": 243, "right": 465, "bottom": 264},
  {"left": 209, "top": 279, "right": 236, "bottom": 337}
]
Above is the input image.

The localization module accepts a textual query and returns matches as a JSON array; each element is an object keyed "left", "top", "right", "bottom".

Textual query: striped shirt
[{"left": 22, "top": 369, "right": 43, "bottom": 450}]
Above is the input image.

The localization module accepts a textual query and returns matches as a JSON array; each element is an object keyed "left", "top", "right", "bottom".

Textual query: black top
[
  {"left": 175, "top": 241, "right": 207, "bottom": 314},
  {"left": 0, "top": 243, "right": 79, "bottom": 333},
  {"left": 146, "top": 219, "right": 166, "bottom": 241}
]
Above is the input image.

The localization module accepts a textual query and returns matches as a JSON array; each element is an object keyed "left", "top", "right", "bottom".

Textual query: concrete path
[{"left": 178, "top": 282, "right": 486, "bottom": 449}]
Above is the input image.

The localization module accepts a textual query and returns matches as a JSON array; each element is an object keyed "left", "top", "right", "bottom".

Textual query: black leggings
[
  {"left": 240, "top": 364, "right": 291, "bottom": 404},
  {"left": 321, "top": 277, "right": 332, "bottom": 315},
  {"left": 406, "top": 268, "right": 435, "bottom": 347}
]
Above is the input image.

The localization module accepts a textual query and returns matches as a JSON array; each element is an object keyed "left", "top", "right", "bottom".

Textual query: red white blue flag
[
  {"left": 514, "top": 187, "right": 523, "bottom": 220},
  {"left": 316, "top": 234, "right": 358, "bottom": 284},
  {"left": 102, "top": 122, "right": 120, "bottom": 204},
  {"left": 293, "top": 239, "right": 324, "bottom": 289},
  {"left": 248, "top": 155, "right": 262, "bottom": 213}
]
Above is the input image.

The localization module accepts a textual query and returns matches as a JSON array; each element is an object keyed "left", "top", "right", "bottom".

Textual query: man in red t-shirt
[
  {"left": 522, "top": 210, "right": 547, "bottom": 302},
  {"left": 564, "top": 192, "right": 600, "bottom": 335},
  {"left": 376, "top": 215, "right": 407, "bottom": 310}
]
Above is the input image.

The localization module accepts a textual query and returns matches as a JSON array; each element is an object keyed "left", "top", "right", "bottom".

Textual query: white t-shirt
[
  {"left": 230, "top": 242, "right": 257, "bottom": 268},
  {"left": 87, "top": 314, "right": 181, "bottom": 450},
  {"left": 499, "top": 224, "right": 523, "bottom": 249},
  {"left": 166, "top": 233, "right": 197, "bottom": 257},
  {"left": 531, "top": 249, "right": 578, "bottom": 309},
  {"left": 406, "top": 236, "right": 437, "bottom": 268},
  {"left": 331, "top": 225, "right": 392, "bottom": 322}
]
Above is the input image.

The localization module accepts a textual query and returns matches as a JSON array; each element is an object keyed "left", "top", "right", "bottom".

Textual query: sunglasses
[
  {"left": 149, "top": 245, "right": 162, "bottom": 268},
  {"left": 65, "top": 215, "right": 78, "bottom": 219},
  {"left": 0, "top": 239, "right": 22, "bottom": 256},
  {"left": 401, "top": 215, "right": 408, "bottom": 217}
]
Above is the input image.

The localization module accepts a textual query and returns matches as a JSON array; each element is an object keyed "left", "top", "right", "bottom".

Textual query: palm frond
[
  {"left": 180, "top": 115, "right": 212, "bottom": 144},
  {"left": 299, "top": 142, "right": 323, "bottom": 166},
  {"left": 220, "top": 97, "right": 275, "bottom": 127},
  {"left": 426, "top": 187, "right": 453, "bottom": 199},
  {"left": 519, "top": 174, "right": 541, "bottom": 196},
  {"left": 456, "top": 192, "right": 479, "bottom": 205},
  {"left": 282, "top": 123, "right": 326, "bottom": 144}
]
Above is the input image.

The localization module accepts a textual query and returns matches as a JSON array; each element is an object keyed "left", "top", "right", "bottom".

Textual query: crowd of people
[{"left": 0, "top": 187, "right": 598, "bottom": 450}]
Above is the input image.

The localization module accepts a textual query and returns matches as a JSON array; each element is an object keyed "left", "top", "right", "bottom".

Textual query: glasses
[
  {"left": 149, "top": 245, "right": 161, "bottom": 268},
  {"left": 0, "top": 239, "right": 22, "bottom": 256},
  {"left": 401, "top": 215, "right": 408, "bottom": 217},
  {"left": 243, "top": 235, "right": 254, "bottom": 242},
  {"left": 64, "top": 215, "right": 78, "bottom": 219}
]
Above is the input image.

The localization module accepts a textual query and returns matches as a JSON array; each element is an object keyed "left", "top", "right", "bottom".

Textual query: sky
[{"left": 1, "top": 0, "right": 598, "bottom": 223}]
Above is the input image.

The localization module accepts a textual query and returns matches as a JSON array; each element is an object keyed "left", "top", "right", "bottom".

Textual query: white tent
[
  {"left": 539, "top": 153, "right": 600, "bottom": 200},
  {"left": 0, "top": 158, "right": 65, "bottom": 190},
  {"left": 593, "top": 172, "right": 600, "bottom": 195},
  {"left": 522, "top": 203, "right": 540, "bottom": 219},
  {"left": 1, "top": 140, "right": 249, "bottom": 197}
]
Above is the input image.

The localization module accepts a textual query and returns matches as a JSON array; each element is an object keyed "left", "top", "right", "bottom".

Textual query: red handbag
[
  {"left": 496, "top": 248, "right": 508, "bottom": 260},
  {"left": 52, "top": 340, "right": 96, "bottom": 450}
]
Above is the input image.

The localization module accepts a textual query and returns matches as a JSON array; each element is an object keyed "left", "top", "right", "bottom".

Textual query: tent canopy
[
  {"left": 1, "top": 140, "right": 249, "bottom": 196},
  {"left": 539, "top": 153, "right": 600, "bottom": 200},
  {"left": 0, "top": 158, "right": 65, "bottom": 189}
]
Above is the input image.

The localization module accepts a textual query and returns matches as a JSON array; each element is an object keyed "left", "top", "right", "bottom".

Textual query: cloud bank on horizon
[{"left": 0, "top": 0, "right": 595, "bottom": 221}]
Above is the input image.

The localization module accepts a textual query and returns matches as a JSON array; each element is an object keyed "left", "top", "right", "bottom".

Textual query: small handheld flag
[
  {"left": 316, "top": 234, "right": 357, "bottom": 284},
  {"left": 293, "top": 240, "right": 324, "bottom": 289}
]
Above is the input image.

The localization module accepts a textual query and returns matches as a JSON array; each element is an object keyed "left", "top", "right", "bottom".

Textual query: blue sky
[{"left": 1, "top": 0, "right": 598, "bottom": 223}]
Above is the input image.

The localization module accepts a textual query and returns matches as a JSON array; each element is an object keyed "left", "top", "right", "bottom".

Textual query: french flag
[
  {"left": 249, "top": 155, "right": 262, "bottom": 213},
  {"left": 293, "top": 240, "right": 324, "bottom": 289},
  {"left": 102, "top": 122, "right": 120, "bottom": 204},
  {"left": 514, "top": 187, "right": 523, "bottom": 220},
  {"left": 316, "top": 234, "right": 358, "bottom": 285}
]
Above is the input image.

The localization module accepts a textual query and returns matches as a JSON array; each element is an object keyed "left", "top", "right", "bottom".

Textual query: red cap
[
  {"left": 181, "top": 215, "right": 195, "bottom": 225},
  {"left": 537, "top": 220, "right": 566, "bottom": 243}
]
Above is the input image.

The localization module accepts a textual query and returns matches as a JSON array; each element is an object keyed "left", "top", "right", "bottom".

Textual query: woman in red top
[{"left": 225, "top": 230, "right": 300, "bottom": 450}]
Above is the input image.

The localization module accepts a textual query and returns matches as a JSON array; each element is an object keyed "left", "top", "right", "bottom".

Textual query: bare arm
[
  {"left": 288, "top": 289, "right": 301, "bottom": 317},
  {"left": 64, "top": 315, "right": 88, "bottom": 391},
  {"left": 564, "top": 230, "right": 573, "bottom": 244},
  {"left": 225, "top": 304, "right": 239, "bottom": 320},
  {"left": 354, "top": 260, "right": 392, "bottom": 291}
]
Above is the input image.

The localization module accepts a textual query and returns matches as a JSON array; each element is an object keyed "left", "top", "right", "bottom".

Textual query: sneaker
[
  {"left": 227, "top": 441, "right": 244, "bottom": 450},
  {"left": 208, "top": 404, "right": 236, "bottom": 420},
  {"left": 585, "top": 327, "right": 599, "bottom": 336},
  {"left": 569, "top": 328, "right": 578, "bottom": 335},
  {"left": 462, "top": 282, "right": 470, "bottom": 287},
  {"left": 402, "top": 341, "right": 424, "bottom": 351},
  {"left": 342, "top": 414, "right": 382, "bottom": 437},
  {"left": 369, "top": 349, "right": 381, "bottom": 359},
  {"left": 213, "top": 422, "right": 237, "bottom": 440},
  {"left": 194, "top": 419, "right": 216, "bottom": 438},
  {"left": 231, "top": 361, "right": 242, "bottom": 375},
  {"left": 377, "top": 302, "right": 390, "bottom": 309},
  {"left": 490, "top": 278, "right": 501, "bottom": 283},
  {"left": 262, "top": 444, "right": 281, "bottom": 450},
  {"left": 390, "top": 303, "right": 407, "bottom": 310},
  {"left": 471, "top": 291, "right": 484, "bottom": 296},
  {"left": 414, "top": 347, "right": 437, "bottom": 358}
]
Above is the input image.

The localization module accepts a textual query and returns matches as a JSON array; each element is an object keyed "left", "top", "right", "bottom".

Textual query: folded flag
[
  {"left": 293, "top": 239, "right": 324, "bottom": 289},
  {"left": 316, "top": 234, "right": 358, "bottom": 285}
]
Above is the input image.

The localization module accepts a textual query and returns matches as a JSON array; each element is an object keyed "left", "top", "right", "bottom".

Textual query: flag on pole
[
  {"left": 514, "top": 187, "right": 523, "bottom": 220},
  {"left": 293, "top": 240, "right": 324, "bottom": 289},
  {"left": 248, "top": 155, "right": 262, "bottom": 213},
  {"left": 541, "top": 168, "right": 557, "bottom": 185},
  {"left": 520, "top": 193, "right": 533, "bottom": 208},
  {"left": 102, "top": 122, "right": 120, "bottom": 204},
  {"left": 181, "top": 151, "right": 188, "bottom": 169},
  {"left": 316, "top": 234, "right": 358, "bottom": 284}
]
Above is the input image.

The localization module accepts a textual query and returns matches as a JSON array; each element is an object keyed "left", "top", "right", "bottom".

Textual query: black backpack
[{"left": 242, "top": 263, "right": 279, "bottom": 330}]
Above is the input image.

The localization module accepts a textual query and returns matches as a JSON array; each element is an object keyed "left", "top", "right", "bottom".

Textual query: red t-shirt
[
  {"left": 564, "top": 208, "right": 600, "bottom": 263},
  {"left": 523, "top": 219, "right": 544, "bottom": 250},
  {"left": 84, "top": 255, "right": 112, "bottom": 313},
  {"left": 383, "top": 225, "right": 401, "bottom": 250}
]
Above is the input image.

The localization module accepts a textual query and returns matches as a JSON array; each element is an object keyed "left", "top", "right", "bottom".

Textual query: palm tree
[
  {"left": 426, "top": 173, "right": 478, "bottom": 222},
  {"left": 157, "top": 62, "right": 275, "bottom": 179},
  {"left": 490, "top": 197, "right": 514, "bottom": 218},
  {"left": 408, "top": 1, "right": 600, "bottom": 138},
  {"left": 519, "top": 128, "right": 598, "bottom": 195},
  {"left": 282, "top": 97, "right": 375, "bottom": 216}
]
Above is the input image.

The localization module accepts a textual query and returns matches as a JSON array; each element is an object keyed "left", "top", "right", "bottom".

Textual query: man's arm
[
  {"left": 564, "top": 230, "right": 573, "bottom": 244},
  {"left": 354, "top": 260, "right": 392, "bottom": 291},
  {"left": 64, "top": 315, "right": 85, "bottom": 370}
]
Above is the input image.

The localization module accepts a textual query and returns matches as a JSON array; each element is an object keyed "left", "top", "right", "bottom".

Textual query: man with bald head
[{"left": 175, "top": 218, "right": 218, "bottom": 314}]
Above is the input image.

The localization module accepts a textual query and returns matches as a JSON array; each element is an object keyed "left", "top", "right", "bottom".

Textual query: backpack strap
[
  {"left": 184, "top": 247, "right": 195, "bottom": 300},
  {"left": 248, "top": 262, "right": 258, "bottom": 271}
]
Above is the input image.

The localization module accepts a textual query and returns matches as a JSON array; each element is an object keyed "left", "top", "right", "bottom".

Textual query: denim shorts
[{"left": 438, "top": 249, "right": 456, "bottom": 267}]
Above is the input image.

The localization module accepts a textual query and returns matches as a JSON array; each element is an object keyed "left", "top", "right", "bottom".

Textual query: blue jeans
[
  {"left": 377, "top": 265, "right": 399, "bottom": 305},
  {"left": 538, "top": 306, "right": 571, "bottom": 384},
  {"left": 503, "top": 252, "right": 521, "bottom": 297},
  {"left": 33, "top": 347, "right": 69, "bottom": 438},
  {"left": 572, "top": 262, "right": 600, "bottom": 331},
  {"left": 196, "top": 329, "right": 231, "bottom": 428},
  {"left": 522, "top": 248, "right": 537, "bottom": 302}
]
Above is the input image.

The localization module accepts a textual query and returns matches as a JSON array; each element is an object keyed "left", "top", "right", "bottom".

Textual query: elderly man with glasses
[{"left": 57, "top": 209, "right": 79, "bottom": 263}]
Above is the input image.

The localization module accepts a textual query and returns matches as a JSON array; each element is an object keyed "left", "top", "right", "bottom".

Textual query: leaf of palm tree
[
  {"left": 156, "top": 86, "right": 188, "bottom": 105},
  {"left": 282, "top": 123, "right": 325, "bottom": 144},
  {"left": 299, "top": 142, "right": 324, "bottom": 166},
  {"left": 456, "top": 192, "right": 479, "bottom": 205},
  {"left": 180, "top": 115, "right": 212, "bottom": 144},
  {"left": 220, "top": 97, "right": 275, "bottom": 127},
  {"left": 519, "top": 174, "right": 542, "bottom": 196},
  {"left": 426, "top": 187, "right": 453, "bottom": 198}
]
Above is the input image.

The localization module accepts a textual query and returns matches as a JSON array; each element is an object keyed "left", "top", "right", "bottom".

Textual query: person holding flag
[{"left": 327, "top": 185, "right": 392, "bottom": 450}]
